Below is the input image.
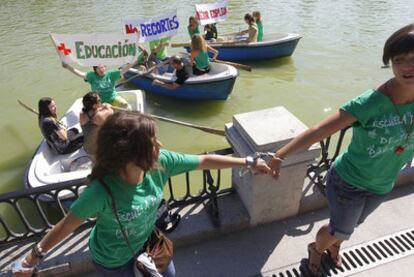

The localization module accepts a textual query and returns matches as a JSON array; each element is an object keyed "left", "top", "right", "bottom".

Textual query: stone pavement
[
  {"left": 2, "top": 183, "right": 413, "bottom": 277},
  {"left": 172, "top": 182, "right": 414, "bottom": 277}
]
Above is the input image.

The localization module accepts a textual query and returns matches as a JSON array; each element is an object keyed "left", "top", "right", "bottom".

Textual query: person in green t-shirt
[
  {"left": 14, "top": 111, "right": 270, "bottom": 276},
  {"left": 190, "top": 34, "right": 218, "bottom": 75},
  {"left": 237, "top": 13, "right": 258, "bottom": 43},
  {"left": 187, "top": 16, "right": 200, "bottom": 38},
  {"left": 267, "top": 23, "right": 414, "bottom": 276},
  {"left": 62, "top": 55, "right": 139, "bottom": 109},
  {"left": 136, "top": 44, "right": 149, "bottom": 69},
  {"left": 253, "top": 11, "right": 263, "bottom": 42},
  {"left": 149, "top": 37, "right": 171, "bottom": 74},
  {"left": 149, "top": 37, "right": 170, "bottom": 61}
]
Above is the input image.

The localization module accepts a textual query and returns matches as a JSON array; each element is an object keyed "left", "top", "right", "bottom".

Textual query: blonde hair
[
  {"left": 191, "top": 34, "right": 207, "bottom": 52},
  {"left": 189, "top": 16, "right": 197, "bottom": 26}
]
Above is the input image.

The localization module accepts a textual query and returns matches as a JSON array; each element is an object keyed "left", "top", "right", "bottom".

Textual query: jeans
[
  {"left": 326, "top": 167, "right": 388, "bottom": 240},
  {"left": 93, "top": 259, "right": 175, "bottom": 277}
]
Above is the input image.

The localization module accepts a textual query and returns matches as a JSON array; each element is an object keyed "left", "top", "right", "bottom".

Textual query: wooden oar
[
  {"left": 213, "top": 59, "right": 252, "bottom": 72},
  {"left": 110, "top": 106, "right": 225, "bottom": 136},
  {"left": 115, "top": 65, "right": 156, "bottom": 88},
  {"left": 220, "top": 31, "right": 241, "bottom": 37},
  {"left": 178, "top": 52, "right": 251, "bottom": 72},
  {"left": 150, "top": 114, "right": 225, "bottom": 136},
  {"left": 18, "top": 99, "right": 225, "bottom": 137},
  {"left": 18, "top": 99, "right": 39, "bottom": 115},
  {"left": 172, "top": 40, "right": 239, "bottom": 48},
  {"left": 115, "top": 60, "right": 169, "bottom": 88},
  {"left": 171, "top": 42, "right": 191, "bottom": 48}
]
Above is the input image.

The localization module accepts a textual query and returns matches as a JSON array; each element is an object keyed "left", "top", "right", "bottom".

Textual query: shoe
[
  {"left": 307, "top": 242, "right": 323, "bottom": 276},
  {"left": 327, "top": 243, "right": 343, "bottom": 267}
]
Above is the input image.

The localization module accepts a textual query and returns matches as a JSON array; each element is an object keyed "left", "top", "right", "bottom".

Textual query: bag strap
[{"left": 100, "top": 178, "right": 138, "bottom": 260}]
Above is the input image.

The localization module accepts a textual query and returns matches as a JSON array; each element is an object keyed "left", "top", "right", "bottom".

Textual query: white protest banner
[
  {"left": 50, "top": 33, "right": 139, "bottom": 67},
  {"left": 195, "top": 1, "right": 227, "bottom": 25},
  {"left": 122, "top": 10, "right": 179, "bottom": 42}
]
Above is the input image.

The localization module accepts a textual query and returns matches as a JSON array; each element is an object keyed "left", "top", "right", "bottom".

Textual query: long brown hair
[
  {"left": 188, "top": 16, "right": 198, "bottom": 27},
  {"left": 244, "top": 13, "right": 255, "bottom": 26},
  {"left": 89, "top": 111, "right": 159, "bottom": 181},
  {"left": 191, "top": 34, "right": 207, "bottom": 52},
  {"left": 38, "top": 97, "right": 55, "bottom": 121}
]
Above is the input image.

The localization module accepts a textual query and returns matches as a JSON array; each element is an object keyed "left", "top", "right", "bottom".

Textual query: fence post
[{"left": 226, "top": 106, "right": 320, "bottom": 226}]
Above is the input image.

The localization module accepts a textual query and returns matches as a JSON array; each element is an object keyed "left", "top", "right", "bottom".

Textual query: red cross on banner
[{"left": 57, "top": 43, "right": 71, "bottom": 55}]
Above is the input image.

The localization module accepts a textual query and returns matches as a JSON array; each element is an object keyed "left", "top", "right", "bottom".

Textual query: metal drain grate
[{"left": 262, "top": 227, "right": 414, "bottom": 277}]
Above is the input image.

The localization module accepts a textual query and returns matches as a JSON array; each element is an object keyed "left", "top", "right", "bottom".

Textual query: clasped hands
[{"left": 247, "top": 153, "right": 283, "bottom": 179}]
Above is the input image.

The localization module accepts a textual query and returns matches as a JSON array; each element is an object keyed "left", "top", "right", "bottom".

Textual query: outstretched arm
[
  {"left": 197, "top": 154, "right": 270, "bottom": 174},
  {"left": 120, "top": 45, "right": 143, "bottom": 75},
  {"left": 268, "top": 110, "right": 356, "bottom": 178},
  {"left": 14, "top": 213, "right": 84, "bottom": 275},
  {"left": 120, "top": 60, "right": 138, "bottom": 75},
  {"left": 61, "top": 62, "right": 87, "bottom": 79}
]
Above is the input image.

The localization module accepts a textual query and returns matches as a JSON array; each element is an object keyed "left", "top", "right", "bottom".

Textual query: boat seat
[{"left": 60, "top": 155, "right": 92, "bottom": 172}]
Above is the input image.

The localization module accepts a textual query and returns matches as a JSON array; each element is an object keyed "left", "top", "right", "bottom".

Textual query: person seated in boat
[
  {"left": 252, "top": 11, "right": 263, "bottom": 42},
  {"left": 237, "top": 13, "right": 258, "bottom": 42},
  {"left": 152, "top": 55, "right": 190, "bottom": 90},
  {"left": 80, "top": 92, "right": 114, "bottom": 153},
  {"left": 38, "top": 97, "right": 84, "bottom": 155},
  {"left": 190, "top": 34, "right": 218, "bottom": 75},
  {"left": 204, "top": 23, "right": 218, "bottom": 41},
  {"left": 149, "top": 37, "right": 172, "bottom": 75},
  {"left": 187, "top": 16, "right": 200, "bottom": 38},
  {"left": 134, "top": 44, "right": 149, "bottom": 71},
  {"left": 62, "top": 60, "right": 137, "bottom": 109}
]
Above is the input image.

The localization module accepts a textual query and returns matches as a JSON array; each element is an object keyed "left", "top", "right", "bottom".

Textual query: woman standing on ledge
[
  {"left": 12, "top": 111, "right": 270, "bottom": 277},
  {"left": 268, "top": 23, "right": 414, "bottom": 276}
]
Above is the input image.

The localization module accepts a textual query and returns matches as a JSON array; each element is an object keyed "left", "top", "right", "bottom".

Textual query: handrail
[
  {"left": 306, "top": 127, "right": 351, "bottom": 195},
  {"left": 0, "top": 127, "right": 351, "bottom": 248},
  {"left": 0, "top": 148, "right": 235, "bottom": 247}
]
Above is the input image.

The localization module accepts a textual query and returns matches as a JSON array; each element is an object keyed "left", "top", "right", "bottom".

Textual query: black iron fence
[
  {"left": 0, "top": 148, "right": 235, "bottom": 248},
  {"left": 306, "top": 127, "right": 351, "bottom": 195},
  {"left": 0, "top": 129, "right": 351, "bottom": 249}
]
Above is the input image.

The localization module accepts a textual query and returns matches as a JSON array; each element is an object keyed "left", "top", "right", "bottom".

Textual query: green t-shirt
[
  {"left": 194, "top": 50, "right": 210, "bottom": 70},
  {"left": 149, "top": 38, "right": 170, "bottom": 60},
  {"left": 334, "top": 89, "right": 414, "bottom": 194},
  {"left": 188, "top": 25, "right": 200, "bottom": 38},
  {"left": 256, "top": 20, "right": 263, "bottom": 42},
  {"left": 70, "top": 149, "right": 200, "bottom": 268},
  {"left": 85, "top": 70, "right": 121, "bottom": 104},
  {"left": 137, "top": 51, "right": 145, "bottom": 65}
]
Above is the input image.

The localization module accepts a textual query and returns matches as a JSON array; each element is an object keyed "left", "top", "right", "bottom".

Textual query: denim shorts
[{"left": 326, "top": 167, "right": 388, "bottom": 240}]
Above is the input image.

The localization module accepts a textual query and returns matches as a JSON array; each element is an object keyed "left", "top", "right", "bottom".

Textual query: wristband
[
  {"left": 31, "top": 243, "right": 47, "bottom": 259},
  {"left": 245, "top": 156, "right": 258, "bottom": 168}
]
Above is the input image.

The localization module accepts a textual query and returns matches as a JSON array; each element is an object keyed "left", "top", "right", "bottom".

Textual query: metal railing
[
  {"left": 0, "top": 147, "right": 234, "bottom": 248},
  {"left": 306, "top": 126, "right": 351, "bottom": 195},
  {"left": 0, "top": 126, "right": 352, "bottom": 248}
]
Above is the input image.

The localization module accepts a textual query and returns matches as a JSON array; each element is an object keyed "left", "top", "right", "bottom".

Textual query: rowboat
[
  {"left": 24, "top": 90, "right": 145, "bottom": 200},
  {"left": 177, "top": 33, "right": 302, "bottom": 62},
  {"left": 124, "top": 62, "right": 239, "bottom": 101}
]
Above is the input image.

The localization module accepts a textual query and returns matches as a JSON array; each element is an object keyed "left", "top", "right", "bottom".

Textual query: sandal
[
  {"left": 307, "top": 242, "right": 323, "bottom": 276},
  {"left": 327, "top": 243, "right": 343, "bottom": 267}
]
